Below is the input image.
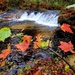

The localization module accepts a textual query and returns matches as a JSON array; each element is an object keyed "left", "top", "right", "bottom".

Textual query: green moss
[{"left": 5, "top": 0, "right": 75, "bottom": 10}]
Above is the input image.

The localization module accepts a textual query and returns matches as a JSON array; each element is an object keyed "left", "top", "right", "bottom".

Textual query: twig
[{"left": 49, "top": 48, "right": 75, "bottom": 73}]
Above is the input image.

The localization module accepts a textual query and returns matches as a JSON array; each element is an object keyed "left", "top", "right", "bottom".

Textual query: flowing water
[{"left": 0, "top": 9, "right": 59, "bottom": 27}]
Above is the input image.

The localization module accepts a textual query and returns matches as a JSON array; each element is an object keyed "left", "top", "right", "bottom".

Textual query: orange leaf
[
  {"left": 34, "top": 41, "right": 41, "bottom": 49},
  {"left": 15, "top": 42, "right": 30, "bottom": 52},
  {"left": 58, "top": 41, "right": 74, "bottom": 53},
  {"left": 23, "top": 35, "right": 32, "bottom": 43},
  {"left": 0, "top": 49, "right": 10, "bottom": 59},
  {"left": 60, "top": 23, "right": 73, "bottom": 34},
  {"left": 0, "top": 61, "right": 5, "bottom": 67},
  {"left": 15, "top": 35, "right": 32, "bottom": 52},
  {"left": 36, "top": 34, "right": 42, "bottom": 41},
  {"left": 34, "top": 70, "right": 42, "bottom": 75},
  {"left": 33, "top": 34, "right": 42, "bottom": 49}
]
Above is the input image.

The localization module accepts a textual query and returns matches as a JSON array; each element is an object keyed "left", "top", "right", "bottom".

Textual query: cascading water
[
  {"left": 0, "top": 10, "right": 60, "bottom": 27},
  {"left": 18, "top": 10, "right": 59, "bottom": 27}
]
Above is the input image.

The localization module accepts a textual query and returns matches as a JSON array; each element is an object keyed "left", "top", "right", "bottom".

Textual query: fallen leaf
[
  {"left": 0, "top": 27, "right": 11, "bottom": 42},
  {"left": 58, "top": 41, "right": 75, "bottom": 53},
  {"left": 23, "top": 35, "right": 32, "bottom": 43},
  {"left": 34, "top": 41, "right": 41, "bottom": 49},
  {"left": 0, "top": 49, "right": 10, "bottom": 59},
  {"left": 65, "top": 65, "right": 70, "bottom": 71},
  {"left": 15, "top": 35, "right": 32, "bottom": 52},
  {"left": 36, "top": 34, "right": 42, "bottom": 41},
  {"left": 33, "top": 35, "right": 50, "bottom": 49},
  {"left": 33, "top": 34, "right": 42, "bottom": 49},
  {"left": 0, "top": 61, "right": 5, "bottom": 67},
  {"left": 34, "top": 70, "right": 42, "bottom": 75},
  {"left": 60, "top": 23, "right": 73, "bottom": 34},
  {"left": 15, "top": 42, "right": 30, "bottom": 52},
  {"left": 25, "top": 65, "right": 31, "bottom": 70}
]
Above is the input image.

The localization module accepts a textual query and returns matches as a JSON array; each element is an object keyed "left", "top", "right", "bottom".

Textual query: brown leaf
[{"left": 34, "top": 70, "right": 42, "bottom": 75}]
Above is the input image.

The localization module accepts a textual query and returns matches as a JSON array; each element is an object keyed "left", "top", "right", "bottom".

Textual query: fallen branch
[{"left": 49, "top": 47, "right": 75, "bottom": 73}]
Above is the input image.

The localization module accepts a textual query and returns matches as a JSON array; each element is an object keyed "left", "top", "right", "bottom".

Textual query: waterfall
[
  {"left": 0, "top": 10, "right": 59, "bottom": 27},
  {"left": 18, "top": 10, "right": 59, "bottom": 27}
]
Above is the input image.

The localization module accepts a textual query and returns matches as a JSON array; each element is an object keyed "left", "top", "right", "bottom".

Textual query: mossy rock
[{"left": 58, "top": 8, "right": 75, "bottom": 26}]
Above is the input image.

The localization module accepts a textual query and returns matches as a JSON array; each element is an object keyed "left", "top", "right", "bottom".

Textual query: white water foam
[
  {"left": 0, "top": 10, "right": 59, "bottom": 27},
  {"left": 18, "top": 10, "right": 59, "bottom": 27}
]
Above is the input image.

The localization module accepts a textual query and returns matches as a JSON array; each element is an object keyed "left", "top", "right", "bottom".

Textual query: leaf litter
[{"left": 0, "top": 25, "right": 75, "bottom": 75}]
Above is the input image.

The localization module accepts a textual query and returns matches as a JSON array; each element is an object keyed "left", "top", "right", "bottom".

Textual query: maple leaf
[
  {"left": 58, "top": 41, "right": 75, "bottom": 53},
  {"left": 34, "top": 41, "right": 41, "bottom": 49},
  {"left": 33, "top": 34, "right": 42, "bottom": 49},
  {"left": 15, "top": 35, "right": 32, "bottom": 52},
  {"left": 33, "top": 34, "right": 50, "bottom": 49},
  {"left": 60, "top": 23, "right": 73, "bottom": 34},
  {"left": 22, "top": 35, "right": 32, "bottom": 43},
  {"left": 0, "top": 49, "right": 10, "bottom": 59},
  {"left": 36, "top": 34, "right": 42, "bottom": 41},
  {"left": 15, "top": 42, "right": 30, "bottom": 52}
]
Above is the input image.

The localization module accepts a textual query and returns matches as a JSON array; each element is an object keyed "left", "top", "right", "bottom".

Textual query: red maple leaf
[
  {"left": 58, "top": 41, "right": 75, "bottom": 53},
  {"left": 15, "top": 35, "right": 32, "bottom": 52},
  {"left": 0, "top": 49, "right": 10, "bottom": 59},
  {"left": 15, "top": 42, "right": 30, "bottom": 52},
  {"left": 60, "top": 23, "right": 73, "bottom": 34}
]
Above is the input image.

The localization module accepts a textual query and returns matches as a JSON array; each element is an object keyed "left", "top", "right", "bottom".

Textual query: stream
[{"left": 0, "top": 9, "right": 75, "bottom": 74}]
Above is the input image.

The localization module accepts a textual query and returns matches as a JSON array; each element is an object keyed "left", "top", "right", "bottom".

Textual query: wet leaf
[
  {"left": 25, "top": 65, "right": 31, "bottom": 70},
  {"left": 15, "top": 35, "right": 32, "bottom": 52},
  {"left": 18, "top": 68, "right": 23, "bottom": 73},
  {"left": 34, "top": 41, "right": 41, "bottom": 49},
  {"left": 0, "top": 27, "right": 11, "bottom": 42},
  {"left": 41, "top": 41, "right": 47, "bottom": 49},
  {"left": 60, "top": 23, "right": 73, "bottom": 34},
  {"left": 41, "top": 40, "right": 50, "bottom": 49},
  {"left": 58, "top": 41, "right": 75, "bottom": 53},
  {"left": 34, "top": 34, "right": 45, "bottom": 49},
  {"left": 0, "top": 49, "right": 10, "bottom": 59},
  {"left": 34, "top": 70, "right": 42, "bottom": 75},
  {"left": 15, "top": 42, "right": 30, "bottom": 52},
  {"left": 22, "top": 35, "right": 32, "bottom": 43},
  {"left": 65, "top": 65, "right": 70, "bottom": 71},
  {"left": 35, "top": 34, "right": 42, "bottom": 41},
  {"left": 0, "top": 61, "right": 5, "bottom": 67}
]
